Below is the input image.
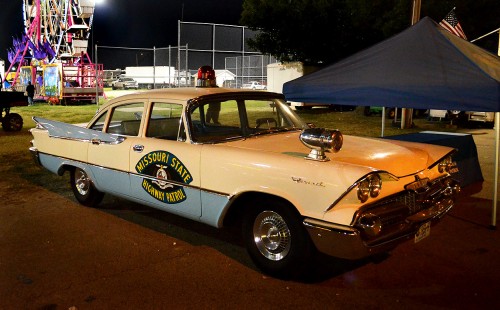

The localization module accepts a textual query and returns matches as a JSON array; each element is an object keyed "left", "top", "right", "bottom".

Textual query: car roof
[{"left": 99, "top": 87, "right": 283, "bottom": 110}]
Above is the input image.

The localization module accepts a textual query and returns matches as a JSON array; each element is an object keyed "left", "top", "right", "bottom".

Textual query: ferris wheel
[{"left": 21, "top": 0, "right": 96, "bottom": 62}]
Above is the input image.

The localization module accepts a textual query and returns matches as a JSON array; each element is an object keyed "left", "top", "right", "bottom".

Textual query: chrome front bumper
[{"left": 304, "top": 177, "right": 460, "bottom": 260}]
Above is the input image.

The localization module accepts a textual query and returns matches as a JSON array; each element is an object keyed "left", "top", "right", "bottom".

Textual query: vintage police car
[{"left": 30, "top": 66, "right": 460, "bottom": 278}]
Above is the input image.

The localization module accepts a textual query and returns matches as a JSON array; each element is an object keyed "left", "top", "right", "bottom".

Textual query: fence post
[
  {"left": 153, "top": 46, "right": 156, "bottom": 89},
  {"left": 95, "top": 44, "right": 99, "bottom": 107},
  {"left": 168, "top": 45, "right": 171, "bottom": 87}
]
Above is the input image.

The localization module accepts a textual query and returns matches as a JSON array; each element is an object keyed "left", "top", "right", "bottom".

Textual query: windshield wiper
[{"left": 248, "top": 127, "right": 299, "bottom": 137}]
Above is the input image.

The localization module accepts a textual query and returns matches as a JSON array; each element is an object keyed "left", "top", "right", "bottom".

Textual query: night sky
[{"left": 0, "top": 0, "right": 244, "bottom": 64}]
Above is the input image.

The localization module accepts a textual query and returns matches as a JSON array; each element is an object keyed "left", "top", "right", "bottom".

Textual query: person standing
[{"left": 26, "top": 81, "right": 35, "bottom": 106}]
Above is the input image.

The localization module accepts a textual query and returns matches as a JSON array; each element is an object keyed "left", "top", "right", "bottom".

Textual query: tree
[
  {"left": 240, "top": 0, "right": 499, "bottom": 66},
  {"left": 240, "top": 0, "right": 412, "bottom": 65}
]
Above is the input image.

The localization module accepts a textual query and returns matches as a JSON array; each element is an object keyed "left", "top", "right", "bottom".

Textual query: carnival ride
[{"left": 2, "top": 0, "right": 103, "bottom": 105}]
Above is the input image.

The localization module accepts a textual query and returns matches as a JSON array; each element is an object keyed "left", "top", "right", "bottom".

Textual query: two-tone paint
[{"left": 30, "top": 87, "right": 459, "bottom": 261}]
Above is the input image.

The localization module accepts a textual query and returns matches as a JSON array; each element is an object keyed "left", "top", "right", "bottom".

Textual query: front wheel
[
  {"left": 242, "top": 199, "right": 313, "bottom": 278},
  {"left": 70, "top": 168, "right": 104, "bottom": 207}
]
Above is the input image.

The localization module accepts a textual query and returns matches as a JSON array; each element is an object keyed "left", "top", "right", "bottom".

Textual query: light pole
[
  {"left": 401, "top": 0, "right": 422, "bottom": 129},
  {"left": 93, "top": 0, "right": 105, "bottom": 108}
]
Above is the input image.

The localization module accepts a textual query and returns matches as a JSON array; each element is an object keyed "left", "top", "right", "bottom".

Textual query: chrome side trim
[
  {"left": 135, "top": 172, "right": 230, "bottom": 195},
  {"left": 47, "top": 135, "right": 126, "bottom": 145},
  {"left": 34, "top": 151, "right": 230, "bottom": 197},
  {"left": 303, "top": 218, "right": 357, "bottom": 234},
  {"left": 325, "top": 170, "right": 398, "bottom": 212}
]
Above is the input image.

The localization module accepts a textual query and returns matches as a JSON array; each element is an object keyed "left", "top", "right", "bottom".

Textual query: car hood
[{"left": 225, "top": 131, "right": 452, "bottom": 177}]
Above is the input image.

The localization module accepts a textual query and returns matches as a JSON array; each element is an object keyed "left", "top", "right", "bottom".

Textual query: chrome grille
[
  {"left": 373, "top": 190, "right": 421, "bottom": 217},
  {"left": 396, "top": 191, "right": 420, "bottom": 214},
  {"left": 354, "top": 176, "right": 459, "bottom": 246}
]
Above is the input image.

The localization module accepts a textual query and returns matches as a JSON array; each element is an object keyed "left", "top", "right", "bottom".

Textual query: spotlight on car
[{"left": 300, "top": 128, "right": 343, "bottom": 161}]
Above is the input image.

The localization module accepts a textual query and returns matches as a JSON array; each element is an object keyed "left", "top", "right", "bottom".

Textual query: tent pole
[
  {"left": 400, "top": 0, "right": 422, "bottom": 129},
  {"left": 491, "top": 32, "right": 500, "bottom": 229},
  {"left": 381, "top": 107, "right": 386, "bottom": 137},
  {"left": 492, "top": 112, "right": 499, "bottom": 229}
]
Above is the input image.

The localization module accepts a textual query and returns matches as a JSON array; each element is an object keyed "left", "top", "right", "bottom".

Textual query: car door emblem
[
  {"left": 135, "top": 151, "right": 192, "bottom": 204},
  {"left": 152, "top": 165, "right": 174, "bottom": 190}
]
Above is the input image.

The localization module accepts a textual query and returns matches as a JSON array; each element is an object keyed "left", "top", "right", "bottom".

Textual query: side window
[
  {"left": 190, "top": 100, "right": 242, "bottom": 143},
  {"left": 107, "top": 102, "right": 145, "bottom": 136},
  {"left": 246, "top": 99, "right": 289, "bottom": 129},
  {"left": 207, "top": 100, "right": 241, "bottom": 128},
  {"left": 146, "top": 102, "right": 183, "bottom": 141},
  {"left": 89, "top": 111, "right": 108, "bottom": 131}
]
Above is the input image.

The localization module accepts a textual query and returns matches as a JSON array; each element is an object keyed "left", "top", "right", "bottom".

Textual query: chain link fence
[
  {"left": 97, "top": 45, "right": 190, "bottom": 88},
  {"left": 95, "top": 22, "right": 274, "bottom": 89},
  {"left": 225, "top": 55, "right": 277, "bottom": 88}
]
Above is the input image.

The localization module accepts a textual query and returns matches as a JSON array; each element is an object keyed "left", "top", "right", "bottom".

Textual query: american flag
[{"left": 439, "top": 8, "right": 467, "bottom": 40}]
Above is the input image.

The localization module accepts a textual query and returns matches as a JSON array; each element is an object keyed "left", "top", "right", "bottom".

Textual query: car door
[
  {"left": 87, "top": 101, "right": 147, "bottom": 197},
  {"left": 128, "top": 101, "right": 202, "bottom": 219}
]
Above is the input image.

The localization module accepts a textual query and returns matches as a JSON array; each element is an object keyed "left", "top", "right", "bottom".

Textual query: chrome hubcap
[
  {"left": 253, "top": 210, "right": 291, "bottom": 261},
  {"left": 75, "top": 169, "right": 90, "bottom": 196}
]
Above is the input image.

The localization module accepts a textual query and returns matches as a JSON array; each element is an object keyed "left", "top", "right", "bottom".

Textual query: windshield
[{"left": 188, "top": 97, "right": 306, "bottom": 143}]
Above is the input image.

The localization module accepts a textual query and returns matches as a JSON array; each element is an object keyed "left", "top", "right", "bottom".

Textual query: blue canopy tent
[
  {"left": 283, "top": 17, "right": 500, "bottom": 227},
  {"left": 283, "top": 17, "right": 500, "bottom": 111}
]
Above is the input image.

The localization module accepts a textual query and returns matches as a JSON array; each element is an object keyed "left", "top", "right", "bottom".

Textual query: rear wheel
[
  {"left": 1, "top": 113, "right": 23, "bottom": 131},
  {"left": 70, "top": 168, "right": 104, "bottom": 207},
  {"left": 242, "top": 198, "right": 313, "bottom": 278}
]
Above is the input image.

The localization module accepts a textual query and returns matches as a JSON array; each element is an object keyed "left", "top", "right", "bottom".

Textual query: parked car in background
[
  {"left": 464, "top": 111, "right": 495, "bottom": 128},
  {"left": 111, "top": 77, "right": 139, "bottom": 90},
  {"left": 103, "top": 69, "right": 125, "bottom": 87},
  {"left": 428, "top": 110, "right": 494, "bottom": 128},
  {"left": 242, "top": 81, "right": 266, "bottom": 90},
  {"left": 30, "top": 66, "right": 460, "bottom": 278}
]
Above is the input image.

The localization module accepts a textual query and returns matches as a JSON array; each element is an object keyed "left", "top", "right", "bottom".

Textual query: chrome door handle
[
  {"left": 133, "top": 144, "right": 144, "bottom": 152},
  {"left": 91, "top": 138, "right": 101, "bottom": 145}
]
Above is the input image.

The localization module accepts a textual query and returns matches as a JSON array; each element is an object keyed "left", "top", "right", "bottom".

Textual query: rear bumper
[{"left": 29, "top": 146, "right": 42, "bottom": 166}]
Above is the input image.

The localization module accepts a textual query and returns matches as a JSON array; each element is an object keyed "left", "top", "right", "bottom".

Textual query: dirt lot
[{"left": 0, "top": 127, "right": 499, "bottom": 309}]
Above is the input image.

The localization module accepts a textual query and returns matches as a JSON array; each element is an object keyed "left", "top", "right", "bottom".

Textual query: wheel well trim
[
  {"left": 38, "top": 152, "right": 99, "bottom": 187},
  {"left": 220, "top": 190, "right": 302, "bottom": 228}
]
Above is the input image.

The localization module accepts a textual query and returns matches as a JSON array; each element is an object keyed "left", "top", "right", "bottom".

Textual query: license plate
[{"left": 414, "top": 221, "right": 431, "bottom": 243}]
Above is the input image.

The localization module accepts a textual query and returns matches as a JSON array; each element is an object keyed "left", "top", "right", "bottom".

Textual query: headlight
[
  {"left": 369, "top": 174, "right": 382, "bottom": 197},
  {"left": 357, "top": 173, "right": 382, "bottom": 203},
  {"left": 438, "top": 156, "right": 458, "bottom": 173}
]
